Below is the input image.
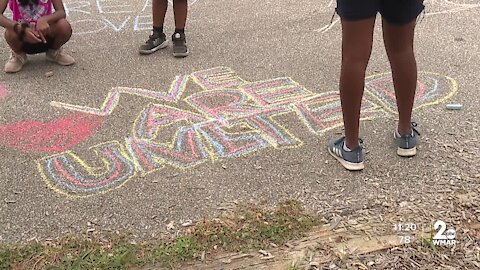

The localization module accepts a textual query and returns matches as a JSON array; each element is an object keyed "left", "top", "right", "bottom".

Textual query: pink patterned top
[{"left": 9, "top": 0, "right": 52, "bottom": 27}]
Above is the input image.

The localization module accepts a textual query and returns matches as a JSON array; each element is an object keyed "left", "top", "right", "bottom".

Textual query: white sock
[{"left": 343, "top": 142, "right": 352, "bottom": 152}]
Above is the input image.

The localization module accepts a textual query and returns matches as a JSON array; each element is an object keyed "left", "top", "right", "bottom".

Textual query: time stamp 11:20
[
  {"left": 394, "top": 220, "right": 457, "bottom": 246},
  {"left": 394, "top": 223, "right": 418, "bottom": 244}
]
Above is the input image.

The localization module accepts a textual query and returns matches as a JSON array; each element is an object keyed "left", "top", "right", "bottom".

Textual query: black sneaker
[
  {"left": 139, "top": 31, "right": 168, "bottom": 55},
  {"left": 172, "top": 32, "right": 189, "bottom": 58}
]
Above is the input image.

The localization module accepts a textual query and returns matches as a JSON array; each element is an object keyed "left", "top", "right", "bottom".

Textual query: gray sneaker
[
  {"left": 328, "top": 137, "right": 364, "bottom": 171},
  {"left": 139, "top": 31, "right": 168, "bottom": 55},
  {"left": 172, "top": 32, "right": 189, "bottom": 58},
  {"left": 394, "top": 122, "right": 420, "bottom": 157}
]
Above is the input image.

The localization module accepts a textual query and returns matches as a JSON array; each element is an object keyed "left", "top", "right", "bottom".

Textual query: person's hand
[
  {"left": 23, "top": 28, "right": 42, "bottom": 44},
  {"left": 36, "top": 17, "right": 49, "bottom": 43}
]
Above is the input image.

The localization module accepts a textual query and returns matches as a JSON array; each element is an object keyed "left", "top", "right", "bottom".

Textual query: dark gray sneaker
[
  {"left": 328, "top": 137, "right": 364, "bottom": 171},
  {"left": 172, "top": 32, "right": 189, "bottom": 58},
  {"left": 394, "top": 122, "right": 420, "bottom": 157},
  {"left": 139, "top": 31, "right": 168, "bottom": 55}
]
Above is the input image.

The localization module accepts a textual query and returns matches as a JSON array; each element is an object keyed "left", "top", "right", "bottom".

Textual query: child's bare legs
[
  {"left": 4, "top": 29, "right": 24, "bottom": 54},
  {"left": 4, "top": 19, "right": 74, "bottom": 72},
  {"left": 45, "top": 19, "right": 75, "bottom": 65},
  {"left": 4, "top": 28, "right": 28, "bottom": 73},
  {"left": 139, "top": 0, "right": 168, "bottom": 54},
  {"left": 173, "top": 0, "right": 187, "bottom": 30},
  {"left": 329, "top": 20, "right": 374, "bottom": 171},
  {"left": 49, "top": 18, "right": 73, "bottom": 50},
  {"left": 152, "top": 0, "right": 188, "bottom": 30},
  {"left": 382, "top": 20, "right": 417, "bottom": 135},
  {"left": 4, "top": 19, "right": 72, "bottom": 52},
  {"left": 150, "top": 0, "right": 188, "bottom": 30},
  {"left": 339, "top": 18, "right": 376, "bottom": 150},
  {"left": 153, "top": 0, "right": 168, "bottom": 29},
  {"left": 139, "top": 0, "right": 189, "bottom": 56},
  {"left": 172, "top": 0, "right": 188, "bottom": 57}
]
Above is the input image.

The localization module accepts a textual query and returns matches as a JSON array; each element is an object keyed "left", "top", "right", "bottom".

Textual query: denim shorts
[{"left": 336, "top": 0, "right": 425, "bottom": 25}]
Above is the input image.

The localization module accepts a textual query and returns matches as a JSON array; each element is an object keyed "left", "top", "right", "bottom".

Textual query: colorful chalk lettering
[
  {"left": 365, "top": 72, "right": 458, "bottom": 114},
  {"left": 241, "top": 77, "right": 314, "bottom": 106},
  {"left": 50, "top": 75, "right": 188, "bottom": 116},
  {"left": 190, "top": 67, "right": 247, "bottom": 90},
  {"left": 293, "top": 92, "right": 388, "bottom": 135},
  {"left": 185, "top": 90, "right": 266, "bottom": 124},
  {"left": 126, "top": 127, "right": 208, "bottom": 173},
  {"left": 233, "top": 107, "right": 303, "bottom": 149},
  {"left": 38, "top": 67, "right": 457, "bottom": 197},
  {"left": 133, "top": 103, "right": 206, "bottom": 140},
  {"left": 65, "top": 0, "right": 201, "bottom": 35},
  {"left": 196, "top": 120, "right": 270, "bottom": 160},
  {"left": 37, "top": 141, "right": 135, "bottom": 196}
]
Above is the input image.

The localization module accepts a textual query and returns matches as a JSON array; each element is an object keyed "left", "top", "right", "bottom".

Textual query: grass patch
[
  {"left": 1, "top": 236, "right": 138, "bottom": 270},
  {"left": 0, "top": 200, "right": 320, "bottom": 269},
  {"left": 193, "top": 200, "right": 317, "bottom": 252},
  {"left": 287, "top": 261, "right": 300, "bottom": 270},
  {"left": 422, "top": 237, "right": 438, "bottom": 253},
  {"left": 420, "top": 226, "right": 438, "bottom": 253}
]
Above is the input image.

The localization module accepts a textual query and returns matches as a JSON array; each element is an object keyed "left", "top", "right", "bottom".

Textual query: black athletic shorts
[
  {"left": 336, "top": 0, "right": 425, "bottom": 25},
  {"left": 21, "top": 38, "right": 54, "bottom": 54}
]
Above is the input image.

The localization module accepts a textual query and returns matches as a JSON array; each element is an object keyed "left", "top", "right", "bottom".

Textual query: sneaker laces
[
  {"left": 9, "top": 51, "right": 26, "bottom": 64},
  {"left": 147, "top": 35, "right": 156, "bottom": 43},
  {"left": 48, "top": 48, "right": 63, "bottom": 60},
  {"left": 411, "top": 122, "right": 420, "bottom": 136},
  {"left": 146, "top": 31, "right": 160, "bottom": 44}
]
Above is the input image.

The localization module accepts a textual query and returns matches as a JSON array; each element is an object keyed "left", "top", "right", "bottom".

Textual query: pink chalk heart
[{"left": 0, "top": 113, "right": 103, "bottom": 152}]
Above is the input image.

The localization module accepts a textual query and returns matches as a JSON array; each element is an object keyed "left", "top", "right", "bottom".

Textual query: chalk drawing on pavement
[
  {"left": 315, "top": 0, "right": 480, "bottom": 33},
  {"left": 37, "top": 141, "right": 135, "bottom": 195},
  {"left": 293, "top": 92, "right": 387, "bottom": 135},
  {"left": 50, "top": 75, "right": 189, "bottom": 116},
  {"left": 64, "top": 0, "right": 200, "bottom": 35},
  {"left": 424, "top": 0, "right": 480, "bottom": 16},
  {"left": 0, "top": 84, "right": 7, "bottom": 98},
  {"left": 365, "top": 72, "right": 458, "bottom": 114},
  {"left": 37, "top": 67, "right": 457, "bottom": 197},
  {"left": 0, "top": 113, "right": 103, "bottom": 153}
]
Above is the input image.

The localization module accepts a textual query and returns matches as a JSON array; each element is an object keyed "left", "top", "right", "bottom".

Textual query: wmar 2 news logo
[{"left": 432, "top": 220, "right": 456, "bottom": 246}]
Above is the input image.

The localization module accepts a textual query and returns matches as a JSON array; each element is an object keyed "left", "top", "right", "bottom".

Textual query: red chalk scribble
[
  {"left": 0, "top": 113, "right": 104, "bottom": 152},
  {"left": 0, "top": 84, "right": 6, "bottom": 98}
]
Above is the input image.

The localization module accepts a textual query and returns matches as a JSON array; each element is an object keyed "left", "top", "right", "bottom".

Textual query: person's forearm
[{"left": 44, "top": 10, "right": 66, "bottom": 24}]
